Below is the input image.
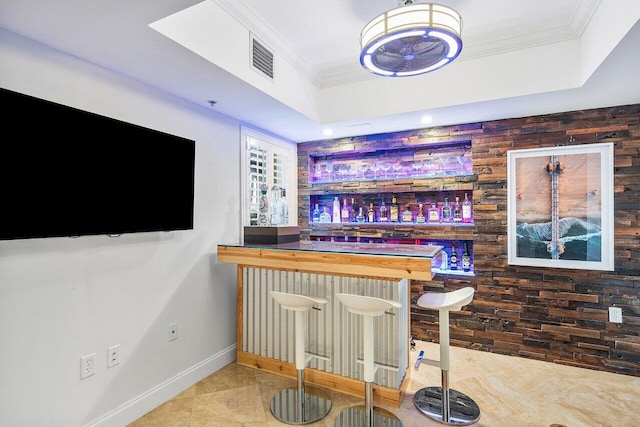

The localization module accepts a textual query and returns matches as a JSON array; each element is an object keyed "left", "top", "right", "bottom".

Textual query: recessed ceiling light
[
  {"left": 421, "top": 115, "right": 433, "bottom": 124},
  {"left": 323, "top": 129, "right": 334, "bottom": 136}
]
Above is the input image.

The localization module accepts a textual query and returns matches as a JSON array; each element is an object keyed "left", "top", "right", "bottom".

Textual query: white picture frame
[{"left": 507, "top": 143, "right": 614, "bottom": 271}]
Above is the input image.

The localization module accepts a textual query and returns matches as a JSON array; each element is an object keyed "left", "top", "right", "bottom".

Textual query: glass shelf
[
  {"left": 309, "top": 141, "right": 472, "bottom": 184},
  {"left": 433, "top": 268, "right": 475, "bottom": 277}
]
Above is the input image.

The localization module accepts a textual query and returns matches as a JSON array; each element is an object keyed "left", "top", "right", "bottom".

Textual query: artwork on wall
[{"left": 507, "top": 143, "right": 614, "bottom": 271}]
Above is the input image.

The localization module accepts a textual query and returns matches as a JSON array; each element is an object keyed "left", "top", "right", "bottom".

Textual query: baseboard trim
[{"left": 85, "top": 344, "right": 237, "bottom": 427}]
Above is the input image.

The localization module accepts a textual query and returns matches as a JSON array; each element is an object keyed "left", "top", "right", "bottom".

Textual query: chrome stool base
[
  {"left": 270, "top": 385, "right": 332, "bottom": 425},
  {"left": 414, "top": 386, "right": 480, "bottom": 426},
  {"left": 335, "top": 405, "right": 403, "bottom": 427}
]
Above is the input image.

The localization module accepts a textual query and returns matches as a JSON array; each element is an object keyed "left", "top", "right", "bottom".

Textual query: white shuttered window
[{"left": 241, "top": 126, "right": 297, "bottom": 228}]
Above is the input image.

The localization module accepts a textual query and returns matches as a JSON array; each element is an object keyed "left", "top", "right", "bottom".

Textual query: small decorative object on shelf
[
  {"left": 390, "top": 194, "right": 399, "bottom": 222},
  {"left": 453, "top": 196, "right": 462, "bottom": 223},
  {"left": 449, "top": 246, "right": 458, "bottom": 270},
  {"left": 428, "top": 202, "right": 440, "bottom": 223},
  {"left": 440, "top": 250, "right": 448, "bottom": 271},
  {"left": 462, "top": 192, "right": 473, "bottom": 223},
  {"left": 379, "top": 199, "right": 388, "bottom": 222},
  {"left": 402, "top": 204, "right": 413, "bottom": 223},
  {"left": 416, "top": 203, "right": 426, "bottom": 223},
  {"left": 341, "top": 198, "right": 350, "bottom": 223},
  {"left": 332, "top": 197, "right": 341, "bottom": 223},
  {"left": 258, "top": 183, "right": 270, "bottom": 226},
  {"left": 441, "top": 198, "right": 452, "bottom": 223},
  {"left": 319, "top": 206, "right": 331, "bottom": 223},
  {"left": 462, "top": 243, "right": 471, "bottom": 272},
  {"left": 367, "top": 202, "right": 376, "bottom": 223}
]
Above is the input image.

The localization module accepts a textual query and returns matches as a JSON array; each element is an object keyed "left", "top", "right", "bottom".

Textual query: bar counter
[{"left": 217, "top": 240, "right": 443, "bottom": 406}]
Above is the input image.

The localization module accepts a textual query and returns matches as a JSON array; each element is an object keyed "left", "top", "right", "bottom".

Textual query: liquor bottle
[
  {"left": 416, "top": 202, "right": 426, "bottom": 223},
  {"left": 449, "top": 246, "right": 458, "bottom": 270},
  {"left": 390, "top": 194, "right": 399, "bottom": 222},
  {"left": 332, "top": 196, "right": 341, "bottom": 223},
  {"left": 341, "top": 197, "right": 350, "bottom": 223},
  {"left": 379, "top": 199, "right": 388, "bottom": 222},
  {"left": 453, "top": 196, "right": 462, "bottom": 223},
  {"left": 367, "top": 202, "right": 376, "bottom": 222},
  {"left": 428, "top": 202, "right": 440, "bottom": 223},
  {"left": 312, "top": 203, "right": 320, "bottom": 223},
  {"left": 319, "top": 206, "right": 331, "bottom": 223},
  {"left": 351, "top": 197, "right": 358, "bottom": 222},
  {"left": 441, "top": 198, "right": 452, "bottom": 223},
  {"left": 462, "top": 243, "right": 471, "bottom": 272},
  {"left": 402, "top": 204, "right": 413, "bottom": 222},
  {"left": 281, "top": 189, "right": 289, "bottom": 224},
  {"left": 462, "top": 193, "right": 473, "bottom": 223},
  {"left": 356, "top": 206, "right": 365, "bottom": 223}
]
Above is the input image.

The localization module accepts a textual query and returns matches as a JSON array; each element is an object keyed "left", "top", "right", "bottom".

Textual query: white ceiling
[{"left": 1, "top": 0, "right": 639, "bottom": 142}]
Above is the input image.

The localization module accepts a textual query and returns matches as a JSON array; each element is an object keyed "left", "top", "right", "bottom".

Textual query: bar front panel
[{"left": 243, "top": 267, "right": 408, "bottom": 389}]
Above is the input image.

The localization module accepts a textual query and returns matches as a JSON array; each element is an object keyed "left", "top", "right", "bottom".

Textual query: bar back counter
[{"left": 217, "top": 241, "right": 442, "bottom": 406}]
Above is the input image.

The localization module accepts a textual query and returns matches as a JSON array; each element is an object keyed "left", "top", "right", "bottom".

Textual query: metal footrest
[
  {"left": 414, "top": 386, "right": 480, "bottom": 426},
  {"left": 270, "top": 386, "right": 332, "bottom": 425}
]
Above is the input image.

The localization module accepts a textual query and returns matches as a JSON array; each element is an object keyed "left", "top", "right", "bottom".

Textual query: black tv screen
[{"left": 1, "top": 87, "right": 195, "bottom": 240}]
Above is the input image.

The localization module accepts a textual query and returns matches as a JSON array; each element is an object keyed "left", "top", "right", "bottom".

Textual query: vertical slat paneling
[{"left": 244, "top": 268, "right": 407, "bottom": 388}]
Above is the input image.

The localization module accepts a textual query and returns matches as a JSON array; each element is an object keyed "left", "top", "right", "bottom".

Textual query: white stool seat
[
  {"left": 271, "top": 291, "right": 329, "bottom": 311},
  {"left": 336, "top": 293, "right": 401, "bottom": 316},
  {"left": 269, "top": 290, "right": 332, "bottom": 424},
  {"left": 417, "top": 287, "right": 474, "bottom": 311}
]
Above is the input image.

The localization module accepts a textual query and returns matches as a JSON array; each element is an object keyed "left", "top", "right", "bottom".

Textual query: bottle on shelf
[
  {"left": 379, "top": 199, "right": 388, "bottom": 222},
  {"left": 367, "top": 202, "right": 376, "bottom": 222},
  {"left": 441, "top": 198, "right": 452, "bottom": 223},
  {"left": 319, "top": 206, "right": 331, "bottom": 223},
  {"left": 462, "top": 192, "right": 473, "bottom": 223},
  {"left": 341, "top": 197, "right": 350, "bottom": 223},
  {"left": 351, "top": 197, "right": 358, "bottom": 222},
  {"left": 402, "top": 203, "right": 413, "bottom": 223},
  {"left": 332, "top": 197, "right": 341, "bottom": 223},
  {"left": 453, "top": 196, "right": 462, "bottom": 223},
  {"left": 416, "top": 202, "right": 426, "bottom": 223},
  {"left": 449, "top": 246, "right": 458, "bottom": 270},
  {"left": 356, "top": 206, "right": 365, "bottom": 223},
  {"left": 390, "top": 194, "right": 399, "bottom": 222},
  {"left": 462, "top": 243, "right": 471, "bottom": 272},
  {"left": 428, "top": 202, "right": 440, "bottom": 223},
  {"left": 312, "top": 203, "right": 320, "bottom": 223}
]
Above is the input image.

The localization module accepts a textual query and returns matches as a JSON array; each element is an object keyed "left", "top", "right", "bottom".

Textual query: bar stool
[
  {"left": 335, "top": 293, "right": 404, "bottom": 427},
  {"left": 269, "top": 291, "right": 332, "bottom": 425},
  {"left": 413, "top": 287, "right": 480, "bottom": 425}
]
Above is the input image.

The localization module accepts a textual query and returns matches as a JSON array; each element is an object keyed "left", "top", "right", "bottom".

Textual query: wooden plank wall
[{"left": 297, "top": 104, "right": 640, "bottom": 376}]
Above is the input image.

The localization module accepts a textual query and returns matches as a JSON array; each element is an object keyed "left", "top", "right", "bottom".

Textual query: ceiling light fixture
[{"left": 360, "top": 1, "right": 463, "bottom": 77}]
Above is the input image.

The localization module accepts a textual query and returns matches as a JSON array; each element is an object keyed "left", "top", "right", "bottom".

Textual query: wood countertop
[{"left": 217, "top": 241, "right": 442, "bottom": 281}]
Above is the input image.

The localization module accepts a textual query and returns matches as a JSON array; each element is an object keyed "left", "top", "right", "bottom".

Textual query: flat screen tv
[{"left": 1, "top": 87, "right": 195, "bottom": 240}]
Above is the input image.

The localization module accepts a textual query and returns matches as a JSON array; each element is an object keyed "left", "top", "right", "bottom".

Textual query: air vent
[{"left": 251, "top": 34, "right": 274, "bottom": 80}]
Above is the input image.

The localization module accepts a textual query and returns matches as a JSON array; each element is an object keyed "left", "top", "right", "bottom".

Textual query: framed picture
[{"left": 507, "top": 143, "right": 614, "bottom": 270}]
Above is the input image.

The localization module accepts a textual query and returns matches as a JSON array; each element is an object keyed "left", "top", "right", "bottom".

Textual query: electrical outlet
[
  {"left": 107, "top": 344, "right": 120, "bottom": 368},
  {"left": 80, "top": 353, "right": 96, "bottom": 379},
  {"left": 609, "top": 307, "right": 623, "bottom": 323},
  {"left": 168, "top": 322, "right": 178, "bottom": 342}
]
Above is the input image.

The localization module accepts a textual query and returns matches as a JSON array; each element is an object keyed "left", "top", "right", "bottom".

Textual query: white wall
[{"left": 0, "top": 29, "right": 243, "bottom": 426}]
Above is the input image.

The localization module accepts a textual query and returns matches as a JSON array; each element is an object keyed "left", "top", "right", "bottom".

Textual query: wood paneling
[{"left": 298, "top": 103, "right": 640, "bottom": 377}]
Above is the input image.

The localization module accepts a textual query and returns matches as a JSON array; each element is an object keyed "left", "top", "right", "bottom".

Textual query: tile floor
[{"left": 129, "top": 340, "right": 640, "bottom": 426}]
